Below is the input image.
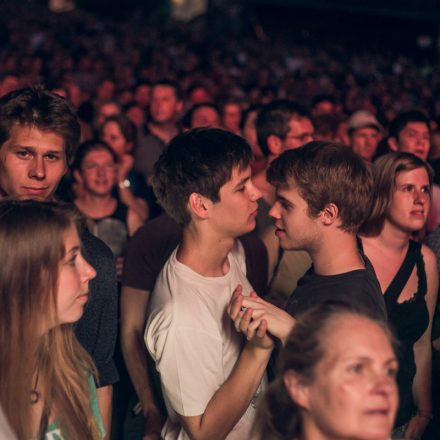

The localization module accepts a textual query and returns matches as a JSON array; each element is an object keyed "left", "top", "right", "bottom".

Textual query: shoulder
[
  {"left": 421, "top": 243, "right": 438, "bottom": 278},
  {"left": 80, "top": 228, "right": 114, "bottom": 268}
]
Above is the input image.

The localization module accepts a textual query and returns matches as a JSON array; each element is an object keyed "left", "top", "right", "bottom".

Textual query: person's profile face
[
  {"left": 283, "top": 117, "right": 314, "bottom": 150},
  {"left": 0, "top": 124, "right": 67, "bottom": 200},
  {"left": 54, "top": 225, "right": 96, "bottom": 328},
  {"left": 288, "top": 314, "right": 398, "bottom": 440}
]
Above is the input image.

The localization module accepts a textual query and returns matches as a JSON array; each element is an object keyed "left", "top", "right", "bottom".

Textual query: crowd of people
[{"left": 0, "top": 2, "right": 440, "bottom": 440}]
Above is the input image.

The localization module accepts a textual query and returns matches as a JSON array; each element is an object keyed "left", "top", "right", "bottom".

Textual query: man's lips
[{"left": 22, "top": 186, "right": 49, "bottom": 194}]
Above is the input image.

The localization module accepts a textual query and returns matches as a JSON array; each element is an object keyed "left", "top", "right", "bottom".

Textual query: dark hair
[
  {"left": 240, "top": 104, "right": 262, "bottom": 131},
  {"left": 0, "top": 85, "right": 80, "bottom": 165},
  {"left": 256, "top": 100, "right": 311, "bottom": 156},
  {"left": 254, "top": 302, "right": 396, "bottom": 440},
  {"left": 100, "top": 113, "right": 136, "bottom": 145},
  {"left": 361, "top": 152, "right": 434, "bottom": 236},
  {"left": 389, "top": 110, "right": 430, "bottom": 139},
  {"left": 182, "top": 103, "right": 222, "bottom": 129},
  {"left": 152, "top": 128, "right": 252, "bottom": 226},
  {"left": 72, "top": 139, "right": 118, "bottom": 171},
  {"left": 152, "top": 79, "right": 183, "bottom": 101},
  {"left": 267, "top": 141, "right": 372, "bottom": 233}
]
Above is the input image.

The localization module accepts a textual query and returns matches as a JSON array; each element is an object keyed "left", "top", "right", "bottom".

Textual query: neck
[
  {"left": 75, "top": 193, "right": 115, "bottom": 216},
  {"left": 177, "top": 223, "right": 235, "bottom": 277},
  {"left": 148, "top": 121, "right": 178, "bottom": 143},
  {"left": 365, "top": 221, "right": 411, "bottom": 252},
  {"left": 310, "top": 230, "right": 364, "bottom": 276}
]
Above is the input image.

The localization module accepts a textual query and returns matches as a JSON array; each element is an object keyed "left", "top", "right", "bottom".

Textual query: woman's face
[
  {"left": 56, "top": 225, "right": 96, "bottom": 326},
  {"left": 102, "top": 121, "right": 129, "bottom": 156},
  {"left": 287, "top": 314, "right": 398, "bottom": 440},
  {"left": 387, "top": 167, "right": 431, "bottom": 233}
]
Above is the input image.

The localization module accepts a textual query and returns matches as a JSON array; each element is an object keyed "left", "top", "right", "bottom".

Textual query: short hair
[
  {"left": 253, "top": 301, "right": 396, "bottom": 440},
  {"left": 389, "top": 110, "right": 430, "bottom": 139},
  {"left": 182, "top": 103, "right": 222, "bottom": 129},
  {"left": 267, "top": 141, "right": 372, "bottom": 233},
  {"left": 256, "top": 100, "right": 311, "bottom": 156},
  {"left": 361, "top": 152, "right": 434, "bottom": 236},
  {"left": 100, "top": 113, "right": 136, "bottom": 145},
  {"left": 240, "top": 104, "right": 262, "bottom": 131},
  {"left": 72, "top": 139, "right": 118, "bottom": 171},
  {"left": 0, "top": 85, "right": 80, "bottom": 165},
  {"left": 152, "top": 128, "right": 252, "bottom": 226},
  {"left": 152, "top": 79, "right": 183, "bottom": 101}
]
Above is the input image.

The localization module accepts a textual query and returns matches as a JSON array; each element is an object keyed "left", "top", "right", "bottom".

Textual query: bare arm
[
  {"left": 405, "top": 245, "right": 438, "bottom": 439},
  {"left": 96, "top": 385, "right": 112, "bottom": 440},
  {"left": 179, "top": 318, "right": 273, "bottom": 440},
  {"left": 120, "top": 286, "right": 163, "bottom": 439}
]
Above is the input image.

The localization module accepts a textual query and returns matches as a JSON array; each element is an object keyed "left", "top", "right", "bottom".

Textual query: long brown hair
[{"left": 0, "top": 200, "right": 101, "bottom": 439}]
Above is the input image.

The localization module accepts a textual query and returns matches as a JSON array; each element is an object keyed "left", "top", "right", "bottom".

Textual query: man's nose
[{"left": 29, "top": 156, "right": 45, "bottom": 180}]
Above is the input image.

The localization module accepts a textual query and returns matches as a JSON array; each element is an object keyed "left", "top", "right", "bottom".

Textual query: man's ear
[
  {"left": 388, "top": 136, "right": 398, "bottom": 152},
  {"left": 188, "top": 192, "right": 210, "bottom": 220},
  {"left": 284, "top": 371, "right": 310, "bottom": 410},
  {"left": 73, "top": 169, "right": 82, "bottom": 184},
  {"left": 320, "top": 203, "right": 339, "bottom": 226},
  {"left": 267, "top": 134, "right": 284, "bottom": 156}
]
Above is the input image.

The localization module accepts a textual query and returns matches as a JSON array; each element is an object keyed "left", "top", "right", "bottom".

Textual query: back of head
[
  {"left": 152, "top": 128, "right": 252, "bottom": 226},
  {"left": 0, "top": 85, "right": 80, "bottom": 165},
  {"left": 254, "top": 302, "right": 394, "bottom": 440},
  {"left": 389, "top": 110, "right": 430, "bottom": 140},
  {"left": 267, "top": 141, "right": 372, "bottom": 233},
  {"left": 361, "top": 152, "right": 433, "bottom": 236},
  {"left": 256, "top": 100, "right": 311, "bottom": 156}
]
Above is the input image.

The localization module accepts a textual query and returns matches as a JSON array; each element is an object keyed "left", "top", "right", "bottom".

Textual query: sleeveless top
[
  {"left": 384, "top": 240, "right": 429, "bottom": 427},
  {"left": 86, "top": 200, "right": 129, "bottom": 258}
]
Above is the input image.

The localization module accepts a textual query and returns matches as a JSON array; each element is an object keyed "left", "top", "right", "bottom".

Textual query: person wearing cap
[{"left": 347, "top": 110, "right": 383, "bottom": 162}]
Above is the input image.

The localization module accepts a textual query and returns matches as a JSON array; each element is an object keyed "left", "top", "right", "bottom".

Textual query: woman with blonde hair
[
  {"left": 360, "top": 152, "right": 438, "bottom": 439},
  {"left": 254, "top": 302, "right": 399, "bottom": 440},
  {"left": 0, "top": 200, "right": 104, "bottom": 439}
]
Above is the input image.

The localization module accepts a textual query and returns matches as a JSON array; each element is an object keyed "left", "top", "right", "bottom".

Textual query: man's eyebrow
[
  {"left": 233, "top": 176, "right": 250, "bottom": 190},
  {"left": 12, "top": 145, "right": 65, "bottom": 154}
]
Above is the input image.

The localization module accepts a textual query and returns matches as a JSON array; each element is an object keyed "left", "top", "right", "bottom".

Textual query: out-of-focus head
[
  {"left": 152, "top": 128, "right": 253, "bottom": 227},
  {"left": 388, "top": 110, "right": 431, "bottom": 160},
  {"left": 347, "top": 110, "right": 383, "bottom": 162},
  {"left": 240, "top": 104, "right": 264, "bottom": 159},
  {"left": 311, "top": 95, "right": 336, "bottom": 117},
  {"left": 183, "top": 103, "right": 222, "bottom": 130},
  {"left": 255, "top": 302, "right": 398, "bottom": 440},
  {"left": 256, "top": 100, "right": 314, "bottom": 157},
  {"left": 361, "top": 152, "right": 433, "bottom": 236},
  {"left": 95, "top": 99, "right": 121, "bottom": 128},
  {"left": 100, "top": 113, "right": 136, "bottom": 156},
  {"left": 222, "top": 100, "right": 242, "bottom": 134},
  {"left": 150, "top": 79, "right": 183, "bottom": 124}
]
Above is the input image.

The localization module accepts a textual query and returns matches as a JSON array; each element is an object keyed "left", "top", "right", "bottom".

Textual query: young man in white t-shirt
[{"left": 145, "top": 128, "right": 272, "bottom": 440}]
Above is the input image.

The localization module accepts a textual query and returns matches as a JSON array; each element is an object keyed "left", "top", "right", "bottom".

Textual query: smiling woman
[
  {"left": 253, "top": 302, "right": 398, "bottom": 440},
  {"left": 0, "top": 200, "right": 103, "bottom": 440}
]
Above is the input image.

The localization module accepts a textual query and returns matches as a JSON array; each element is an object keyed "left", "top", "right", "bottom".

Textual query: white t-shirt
[{"left": 145, "top": 240, "right": 266, "bottom": 440}]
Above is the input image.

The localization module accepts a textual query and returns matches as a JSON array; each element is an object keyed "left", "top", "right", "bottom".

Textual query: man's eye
[
  {"left": 45, "top": 153, "right": 60, "bottom": 161},
  {"left": 16, "top": 150, "right": 30, "bottom": 158}
]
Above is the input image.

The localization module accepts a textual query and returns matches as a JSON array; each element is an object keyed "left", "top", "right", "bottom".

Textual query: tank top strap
[{"left": 384, "top": 240, "right": 419, "bottom": 311}]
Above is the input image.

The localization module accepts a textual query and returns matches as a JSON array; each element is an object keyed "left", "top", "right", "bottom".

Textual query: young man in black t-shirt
[{"left": 229, "top": 141, "right": 387, "bottom": 344}]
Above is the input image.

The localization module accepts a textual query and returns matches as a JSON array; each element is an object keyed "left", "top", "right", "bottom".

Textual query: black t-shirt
[{"left": 286, "top": 253, "right": 387, "bottom": 321}]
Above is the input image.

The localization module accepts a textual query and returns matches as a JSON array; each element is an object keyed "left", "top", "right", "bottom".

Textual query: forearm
[
  {"left": 181, "top": 344, "right": 271, "bottom": 440},
  {"left": 97, "top": 385, "right": 113, "bottom": 440},
  {"left": 121, "top": 329, "right": 160, "bottom": 414}
]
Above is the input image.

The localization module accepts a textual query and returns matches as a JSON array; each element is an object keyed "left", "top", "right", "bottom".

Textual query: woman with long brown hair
[
  {"left": 0, "top": 200, "right": 103, "bottom": 439},
  {"left": 360, "top": 152, "right": 438, "bottom": 439}
]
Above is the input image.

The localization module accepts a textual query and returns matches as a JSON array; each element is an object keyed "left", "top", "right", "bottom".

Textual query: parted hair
[
  {"left": 152, "top": 128, "right": 252, "bottom": 226},
  {"left": 253, "top": 302, "right": 396, "bottom": 440},
  {"left": 360, "top": 152, "right": 434, "bottom": 236},
  {"left": 267, "top": 141, "right": 373, "bottom": 233},
  {"left": 0, "top": 85, "right": 80, "bottom": 165},
  {"left": 0, "top": 200, "right": 100, "bottom": 440}
]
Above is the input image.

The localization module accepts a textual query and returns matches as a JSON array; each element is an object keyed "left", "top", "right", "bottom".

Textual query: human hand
[
  {"left": 142, "top": 405, "right": 164, "bottom": 440},
  {"left": 403, "top": 413, "right": 430, "bottom": 439}
]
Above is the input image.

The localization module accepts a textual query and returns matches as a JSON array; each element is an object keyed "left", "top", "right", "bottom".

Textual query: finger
[
  {"left": 249, "top": 290, "right": 259, "bottom": 298},
  {"left": 233, "top": 310, "right": 246, "bottom": 332},
  {"left": 256, "top": 319, "right": 268, "bottom": 339},
  {"left": 239, "top": 308, "right": 253, "bottom": 333},
  {"left": 246, "top": 317, "right": 264, "bottom": 340},
  {"left": 228, "top": 294, "right": 244, "bottom": 320}
]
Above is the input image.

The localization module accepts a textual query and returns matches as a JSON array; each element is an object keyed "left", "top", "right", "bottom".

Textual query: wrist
[
  {"left": 118, "top": 179, "right": 131, "bottom": 190},
  {"left": 416, "top": 409, "right": 433, "bottom": 420}
]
